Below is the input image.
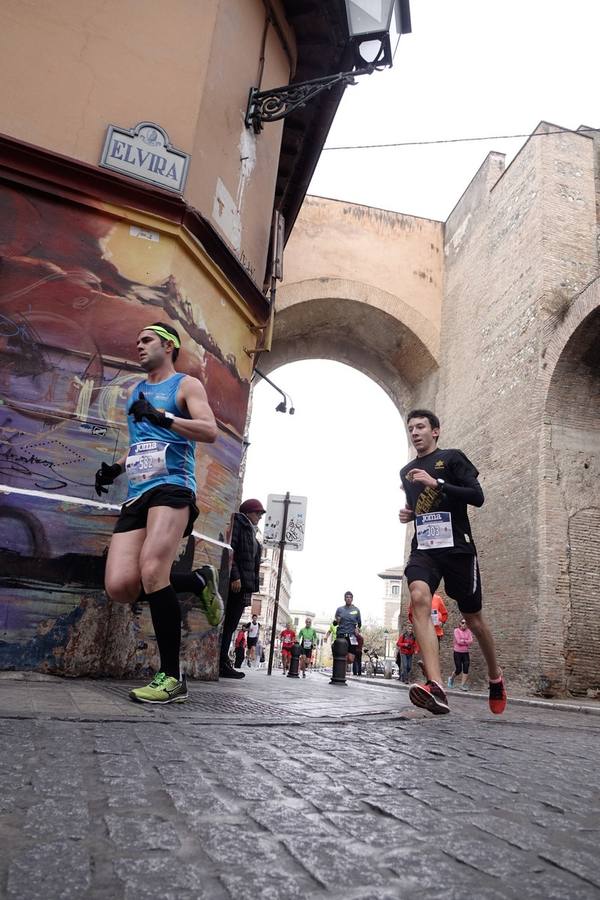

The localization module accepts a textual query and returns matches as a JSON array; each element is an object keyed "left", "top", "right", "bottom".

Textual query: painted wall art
[{"left": 0, "top": 183, "right": 250, "bottom": 676}]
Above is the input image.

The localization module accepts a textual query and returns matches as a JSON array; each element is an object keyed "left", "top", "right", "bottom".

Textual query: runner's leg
[
  {"left": 463, "top": 611, "right": 501, "bottom": 681},
  {"left": 105, "top": 529, "right": 145, "bottom": 603},
  {"left": 408, "top": 580, "right": 442, "bottom": 684},
  {"left": 139, "top": 505, "right": 189, "bottom": 679},
  {"left": 220, "top": 594, "right": 246, "bottom": 671},
  {"left": 140, "top": 505, "right": 189, "bottom": 593}
]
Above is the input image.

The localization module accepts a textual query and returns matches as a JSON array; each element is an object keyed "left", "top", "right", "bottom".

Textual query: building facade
[
  {"left": 250, "top": 543, "right": 293, "bottom": 653},
  {"left": 377, "top": 566, "right": 404, "bottom": 631},
  {"left": 0, "top": 0, "right": 360, "bottom": 677}
]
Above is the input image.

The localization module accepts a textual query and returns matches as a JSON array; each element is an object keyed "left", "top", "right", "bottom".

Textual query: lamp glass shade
[
  {"left": 356, "top": 38, "right": 384, "bottom": 63},
  {"left": 344, "top": 0, "right": 396, "bottom": 38}
]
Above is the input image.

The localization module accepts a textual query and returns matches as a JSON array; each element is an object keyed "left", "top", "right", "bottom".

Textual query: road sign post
[{"left": 265, "top": 493, "right": 308, "bottom": 675}]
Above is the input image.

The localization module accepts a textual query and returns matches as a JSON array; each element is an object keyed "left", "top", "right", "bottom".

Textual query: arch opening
[
  {"left": 243, "top": 359, "right": 410, "bottom": 625},
  {"left": 543, "top": 306, "right": 600, "bottom": 695},
  {"left": 263, "top": 290, "right": 439, "bottom": 415}
]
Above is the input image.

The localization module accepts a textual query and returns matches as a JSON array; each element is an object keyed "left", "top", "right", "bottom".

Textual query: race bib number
[
  {"left": 416, "top": 512, "right": 454, "bottom": 550},
  {"left": 431, "top": 610, "right": 439, "bottom": 626},
  {"left": 126, "top": 441, "right": 169, "bottom": 485},
  {"left": 349, "top": 634, "right": 358, "bottom": 646},
  {"left": 303, "top": 639, "right": 312, "bottom": 649}
]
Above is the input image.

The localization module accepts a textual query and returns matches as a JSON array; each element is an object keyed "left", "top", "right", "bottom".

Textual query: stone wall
[
  {"left": 278, "top": 123, "right": 600, "bottom": 696},
  {"left": 434, "top": 125, "right": 599, "bottom": 693}
]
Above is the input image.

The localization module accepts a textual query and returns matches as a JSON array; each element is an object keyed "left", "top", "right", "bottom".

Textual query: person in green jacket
[{"left": 297, "top": 617, "right": 318, "bottom": 678}]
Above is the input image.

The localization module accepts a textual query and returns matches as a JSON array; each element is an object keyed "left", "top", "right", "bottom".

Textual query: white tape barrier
[{"left": 0, "top": 484, "right": 232, "bottom": 550}]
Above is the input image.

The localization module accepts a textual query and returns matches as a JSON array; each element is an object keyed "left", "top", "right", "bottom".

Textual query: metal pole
[{"left": 267, "top": 491, "right": 290, "bottom": 675}]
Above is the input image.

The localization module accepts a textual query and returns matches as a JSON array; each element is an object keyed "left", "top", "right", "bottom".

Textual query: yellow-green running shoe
[
  {"left": 195, "top": 565, "right": 224, "bottom": 626},
  {"left": 129, "top": 672, "right": 188, "bottom": 704}
]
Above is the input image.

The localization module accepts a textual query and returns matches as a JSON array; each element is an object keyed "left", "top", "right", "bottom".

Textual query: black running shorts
[
  {"left": 301, "top": 647, "right": 313, "bottom": 659},
  {"left": 113, "top": 485, "right": 199, "bottom": 537},
  {"left": 404, "top": 550, "right": 482, "bottom": 614},
  {"left": 338, "top": 634, "right": 358, "bottom": 656}
]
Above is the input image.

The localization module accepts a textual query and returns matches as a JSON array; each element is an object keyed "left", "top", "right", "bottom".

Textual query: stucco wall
[
  {"left": 0, "top": 0, "right": 290, "bottom": 284},
  {"left": 284, "top": 196, "right": 444, "bottom": 336},
  {"left": 269, "top": 196, "right": 444, "bottom": 411}
]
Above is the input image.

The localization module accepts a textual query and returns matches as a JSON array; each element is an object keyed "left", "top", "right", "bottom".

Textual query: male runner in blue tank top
[{"left": 95, "top": 322, "right": 222, "bottom": 704}]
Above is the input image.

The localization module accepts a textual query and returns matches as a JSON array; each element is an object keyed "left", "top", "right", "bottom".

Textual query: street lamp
[
  {"left": 254, "top": 368, "right": 295, "bottom": 415},
  {"left": 245, "top": 0, "right": 411, "bottom": 133}
]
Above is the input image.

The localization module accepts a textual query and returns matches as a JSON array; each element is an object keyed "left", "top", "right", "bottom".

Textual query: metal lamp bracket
[{"left": 245, "top": 67, "right": 373, "bottom": 133}]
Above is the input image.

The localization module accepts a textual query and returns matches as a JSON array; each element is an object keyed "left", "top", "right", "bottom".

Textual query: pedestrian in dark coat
[{"left": 219, "top": 498, "right": 265, "bottom": 678}]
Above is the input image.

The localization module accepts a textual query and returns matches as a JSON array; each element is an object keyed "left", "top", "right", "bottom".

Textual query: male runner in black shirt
[{"left": 399, "top": 409, "right": 506, "bottom": 716}]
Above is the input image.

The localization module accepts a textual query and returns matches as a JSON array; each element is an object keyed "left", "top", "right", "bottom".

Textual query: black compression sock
[
  {"left": 146, "top": 585, "right": 181, "bottom": 680},
  {"left": 131, "top": 587, "right": 146, "bottom": 615},
  {"left": 171, "top": 571, "right": 206, "bottom": 594}
]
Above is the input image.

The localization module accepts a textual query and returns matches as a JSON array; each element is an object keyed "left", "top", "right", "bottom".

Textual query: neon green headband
[{"left": 143, "top": 325, "right": 181, "bottom": 349}]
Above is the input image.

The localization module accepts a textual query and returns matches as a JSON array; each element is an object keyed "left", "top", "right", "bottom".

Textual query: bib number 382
[
  {"left": 126, "top": 441, "right": 169, "bottom": 485},
  {"left": 416, "top": 512, "right": 454, "bottom": 550}
]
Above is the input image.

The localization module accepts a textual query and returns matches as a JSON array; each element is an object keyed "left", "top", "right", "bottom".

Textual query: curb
[{"left": 340, "top": 673, "right": 600, "bottom": 717}]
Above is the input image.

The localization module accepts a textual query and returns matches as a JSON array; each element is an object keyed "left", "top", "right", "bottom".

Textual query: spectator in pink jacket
[{"left": 447, "top": 618, "right": 474, "bottom": 691}]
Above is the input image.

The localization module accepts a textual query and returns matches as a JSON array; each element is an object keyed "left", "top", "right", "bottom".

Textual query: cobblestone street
[{"left": 1, "top": 670, "right": 600, "bottom": 899}]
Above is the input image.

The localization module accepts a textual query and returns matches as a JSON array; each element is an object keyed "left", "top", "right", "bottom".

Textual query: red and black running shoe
[
  {"left": 488, "top": 674, "right": 507, "bottom": 715},
  {"left": 409, "top": 680, "right": 450, "bottom": 715}
]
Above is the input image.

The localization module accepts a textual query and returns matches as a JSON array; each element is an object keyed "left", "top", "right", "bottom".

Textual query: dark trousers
[
  {"left": 234, "top": 646, "right": 245, "bottom": 668},
  {"left": 219, "top": 590, "right": 248, "bottom": 668},
  {"left": 352, "top": 653, "right": 362, "bottom": 676}
]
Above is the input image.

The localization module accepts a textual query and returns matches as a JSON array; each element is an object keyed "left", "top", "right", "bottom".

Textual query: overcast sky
[{"left": 243, "top": 0, "right": 600, "bottom": 624}]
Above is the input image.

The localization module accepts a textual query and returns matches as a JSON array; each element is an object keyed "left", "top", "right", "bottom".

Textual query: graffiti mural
[{"left": 0, "top": 183, "right": 251, "bottom": 676}]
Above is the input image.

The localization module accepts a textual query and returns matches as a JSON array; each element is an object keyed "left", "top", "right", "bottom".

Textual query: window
[
  {"left": 259, "top": 573, "right": 265, "bottom": 587},
  {"left": 391, "top": 584, "right": 400, "bottom": 596}
]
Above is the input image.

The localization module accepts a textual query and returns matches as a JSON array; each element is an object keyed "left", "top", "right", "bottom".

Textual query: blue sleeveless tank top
[{"left": 125, "top": 373, "right": 196, "bottom": 501}]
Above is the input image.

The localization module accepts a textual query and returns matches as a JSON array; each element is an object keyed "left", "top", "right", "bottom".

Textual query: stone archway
[
  {"left": 262, "top": 276, "right": 440, "bottom": 414},
  {"left": 540, "top": 302, "right": 600, "bottom": 695},
  {"left": 262, "top": 195, "right": 444, "bottom": 412}
]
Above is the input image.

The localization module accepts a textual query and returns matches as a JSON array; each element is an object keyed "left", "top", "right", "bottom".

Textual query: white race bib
[
  {"left": 126, "top": 441, "right": 169, "bottom": 485},
  {"left": 303, "top": 639, "right": 312, "bottom": 649},
  {"left": 349, "top": 634, "right": 358, "bottom": 646},
  {"left": 416, "top": 512, "right": 454, "bottom": 550}
]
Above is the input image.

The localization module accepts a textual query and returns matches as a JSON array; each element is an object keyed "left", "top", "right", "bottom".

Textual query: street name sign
[{"left": 100, "top": 122, "right": 190, "bottom": 193}]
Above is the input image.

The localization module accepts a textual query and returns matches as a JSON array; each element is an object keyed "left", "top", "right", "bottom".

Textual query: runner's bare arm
[{"left": 173, "top": 376, "right": 218, "bottom": 443}]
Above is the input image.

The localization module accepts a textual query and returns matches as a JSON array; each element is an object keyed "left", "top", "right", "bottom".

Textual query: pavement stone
[
  {"left": 1, "top": 670, "right": 600, "bottom": 899},
  {"left": 6, "top": 841, "right": 91, "bottom": 899}
]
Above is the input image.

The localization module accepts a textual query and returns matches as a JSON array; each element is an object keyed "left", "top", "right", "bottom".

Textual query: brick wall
[{"left": 431, "top": 125, "right": 599, "bottom": 694}]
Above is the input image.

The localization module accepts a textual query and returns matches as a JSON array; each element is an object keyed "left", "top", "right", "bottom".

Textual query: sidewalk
[
  {"left": 1, "top": 669, "right": 600, "bottom": 899},
  {"left": 345, "top": 671, "right": 600, "bottom": 717}
]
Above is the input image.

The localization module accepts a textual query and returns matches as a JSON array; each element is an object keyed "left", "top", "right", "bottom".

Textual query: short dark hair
[
  {"left": 406, "top": 408, "right": 440, "bottom": 430},
  {"left": 150, "top": 321, "right": 181, "bottom": 362}
]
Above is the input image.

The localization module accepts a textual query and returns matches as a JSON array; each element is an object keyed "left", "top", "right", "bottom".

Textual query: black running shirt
[{"left": 400, "top": 448, "right": 483, "bottom": 555}]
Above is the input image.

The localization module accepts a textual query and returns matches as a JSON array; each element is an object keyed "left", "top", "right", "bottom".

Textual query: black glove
[
  {"left": 128, "top": 392, "right": 173, "bottom": 429},
  {"left": 94, "top": 462, "right": 122, "bottom": 496}
]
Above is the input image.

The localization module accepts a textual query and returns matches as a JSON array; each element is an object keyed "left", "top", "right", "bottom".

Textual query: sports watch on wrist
[{"left": 436, "top": 478, "right": 445, "bottom": 487}]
